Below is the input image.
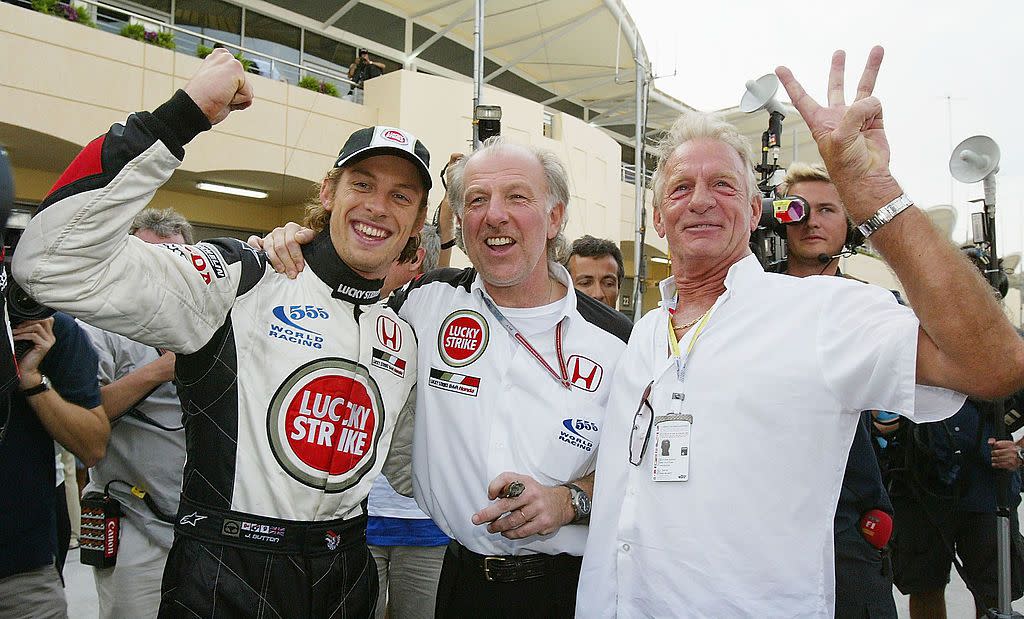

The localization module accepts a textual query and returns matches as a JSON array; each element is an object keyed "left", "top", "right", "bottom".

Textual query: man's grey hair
[
  {"left": 130, "top": 207, "right": 194, "bottom": 244},
  {"left": 446, "top": 136, "right": 570, "bottom": 262},
  {"left": 651, "top": 111, "right": 758, "bottom": 207},
  {"left": 419, "top": 223, "right": 441, "bottom": 273}
]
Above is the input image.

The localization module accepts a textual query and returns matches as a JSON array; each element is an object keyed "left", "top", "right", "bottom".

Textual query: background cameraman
[
  {"left": 880, "top": 346, "right": 1024, "bottom": 616},
  {"left": 777, "top": 162, "right": 898, "bottom": 618},
  {"left": 0, "top": 146, "right": 108, "bottom": 618},
  {"left": 0, "top": 310, "right": 107, "bottom": 618},
  {"left": 347, "top": 48, "right": 385, "bottom": 103}
]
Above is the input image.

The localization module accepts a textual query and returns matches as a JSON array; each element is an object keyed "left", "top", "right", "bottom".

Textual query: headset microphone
[{"left": 816, "top": 252, "right": 848, "bottom": 265}]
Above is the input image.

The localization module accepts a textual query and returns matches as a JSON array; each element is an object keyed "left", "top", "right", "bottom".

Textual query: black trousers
[
  {"left": 159, "top": 502, "right": 377, "bottom": 619},
  {"left": 434, "top": 541, "right": 582, "bottom": 619},
  {"left": 159, "top": 535, "right": 377, "bottom": 618}
]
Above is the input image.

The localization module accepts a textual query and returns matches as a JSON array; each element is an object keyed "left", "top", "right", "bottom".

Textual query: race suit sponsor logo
[
  {"left": 268, "top": 305, "right": 329, "bottom": 349},
  {"left": 196, "top": 243, "right": 226, "bottom": 279},
  {"left": 559, "top": 417, "right": 598, "bottom": 452},
  {"left": 335, "top": 283, "right": 379, "bottom": 301},
  {"left": 376, "top": 315, "right": 402, "bottom": 353},
  {"left": 428, "top": 367, "right": 480, "bottom": 397},
  {"left": 565, "top": 355, "right": 603, "bottom": 392},
  {"left": 371, "top": 347, "right": 406, "bottom": 378},
  {"left": 221, "top": 519, "right": 286, "bottom": 544},
  {"left": 160, "top": 244, "right": 224, "bottom": 285},
  {"left": 325, "top": 530, "right": 340, "bottom": 550},
  {"left": 268, "top": 359, "right": 384, "bottom": 492},
  {"left": 179, "top": 511, "right": 207, "bottom": 526},
  {"left": 438, "top": 310, "right": 488, "bottom": 367}
]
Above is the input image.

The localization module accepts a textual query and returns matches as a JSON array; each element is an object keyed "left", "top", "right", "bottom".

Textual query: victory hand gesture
[{"left": 776, "top": 46, "right": 901, "bottom": 220}]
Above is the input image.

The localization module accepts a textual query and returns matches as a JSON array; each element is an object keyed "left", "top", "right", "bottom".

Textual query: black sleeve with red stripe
[{"left": 41, "top": 89, "right": 211, "bottom": 210}]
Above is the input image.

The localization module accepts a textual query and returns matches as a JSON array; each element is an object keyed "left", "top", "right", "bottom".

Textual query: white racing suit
[{"left": 13, "top": 90, "right": 417, "bottom": 618}]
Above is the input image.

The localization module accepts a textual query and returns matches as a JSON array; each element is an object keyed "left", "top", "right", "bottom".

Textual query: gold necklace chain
[{"left": 672, "top": 315, "right": 702, "bottom": 331}]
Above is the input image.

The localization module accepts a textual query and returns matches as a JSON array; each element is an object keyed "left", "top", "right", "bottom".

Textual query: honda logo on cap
[{"left": 381, "top": 129, "right": 408, "bottom": 145}]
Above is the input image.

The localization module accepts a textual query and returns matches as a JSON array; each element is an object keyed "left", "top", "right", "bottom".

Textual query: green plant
[
  {"left": 298, "top": 76, "right": 339, "bottom": 98},
  {"left": 32, "top": 0, "right": 96, "bottom": 28},
  {"left": 119, "top": 22, "right": 145, "bottom": 41},
  {"left": 196, "top": 44, "right": 212, "bottom": 59},
  {"left": 235, "top": 54, "right": 253, "bottom": 73},
  {"left": 119, "top": 23, "right": 176, "bottom": 49}
]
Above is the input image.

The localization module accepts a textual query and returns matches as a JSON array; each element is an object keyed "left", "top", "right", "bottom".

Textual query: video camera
[{"left": 0, "top": 148, "right": 53, "bottom": 352}]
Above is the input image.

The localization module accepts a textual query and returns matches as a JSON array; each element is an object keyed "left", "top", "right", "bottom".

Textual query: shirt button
[
  {"left": 954, "top": 426, "right": 960, "bottom": 432},
  {"left": 621, "top": 543, "right": 630, "bottom": 552}
]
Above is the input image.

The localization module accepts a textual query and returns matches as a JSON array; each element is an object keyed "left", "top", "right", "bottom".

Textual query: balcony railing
[
  {"left": 621, "top": 163, "right": 653, "bottom": 187},
  {"left": 11, "top": 0, "right": 360, "bottom": 97}
]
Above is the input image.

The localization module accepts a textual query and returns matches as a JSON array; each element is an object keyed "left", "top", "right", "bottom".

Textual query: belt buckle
[{"left": 483, "top": 556, "right": 509, "bottom": 582}]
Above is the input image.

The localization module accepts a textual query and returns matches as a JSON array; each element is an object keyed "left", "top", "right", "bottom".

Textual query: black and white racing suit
[{"left": 13, "top": 90, "right": 417, "bottom": 618}]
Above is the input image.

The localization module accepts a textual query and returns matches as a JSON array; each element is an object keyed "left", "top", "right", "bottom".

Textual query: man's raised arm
[
  {"left": 777, "top": 47, "right": 1024, "bottom": 399},
  {"left": 12, "top": 50, "right": 257, "bottom": 353}
]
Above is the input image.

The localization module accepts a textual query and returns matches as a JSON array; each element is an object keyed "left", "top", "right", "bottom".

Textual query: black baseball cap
[{"left": 334, "top": 126, "right": 432, "bottom": 191}]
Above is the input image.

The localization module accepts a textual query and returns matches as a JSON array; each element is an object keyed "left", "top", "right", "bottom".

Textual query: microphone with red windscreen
[{"left": 858, "top": 508, "right": 893, "bottom": 549}]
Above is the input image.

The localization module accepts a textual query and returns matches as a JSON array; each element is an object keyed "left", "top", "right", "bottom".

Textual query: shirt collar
[
  {"left": 302, "top": 229, "right": 384, "bottom": 305},
  {"left": 472, "top": 261, "right": 577, "bottom": 322},
  {"left": 657, "top": 254, "right": 764, "bottom": 310}
]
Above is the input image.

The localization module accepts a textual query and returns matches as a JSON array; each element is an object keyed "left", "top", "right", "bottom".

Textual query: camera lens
[{"left": 7, "top": 279, "right": 53, "bottom": 326}]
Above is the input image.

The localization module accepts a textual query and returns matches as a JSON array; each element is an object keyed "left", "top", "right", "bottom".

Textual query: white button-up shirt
[
  {"left": 577, "top": 255, "right": 964, "bottom": 618},
  {"left": 395, "top": 263, "right": 631, "bottom": 556}
]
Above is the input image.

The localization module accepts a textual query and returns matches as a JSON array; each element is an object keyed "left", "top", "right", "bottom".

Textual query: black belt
[
  {"left": 449, "top": 541, "right": 582, "bottom": 583},
  {"left": 174, "top": 497, "right": 366, "bottom": 556}
]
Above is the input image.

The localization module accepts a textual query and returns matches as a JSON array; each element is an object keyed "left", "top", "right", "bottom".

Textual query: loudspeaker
[
  {"left": 740, "top": 74, "right": 786, "bottom": 116},
  {"left": 949, "top": 135, "right": 1000, "bottom": 183}
]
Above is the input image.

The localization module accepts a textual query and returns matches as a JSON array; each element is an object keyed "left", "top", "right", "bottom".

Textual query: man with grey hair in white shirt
[{"left": 577, "top": 47, "right": 1024, "bottom": 617}]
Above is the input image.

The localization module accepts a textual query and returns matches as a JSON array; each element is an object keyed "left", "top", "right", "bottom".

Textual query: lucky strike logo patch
[
  {"left": 268, "top": 359, "right": 384, "bottom": 492},
  {"left": 438, "top": 310, "right": 488, "bottom": 367}
]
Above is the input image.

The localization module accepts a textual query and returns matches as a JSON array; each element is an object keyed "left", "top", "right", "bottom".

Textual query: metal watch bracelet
[{"left": 856, "top": 193, "right": 913, "bottom": 239}]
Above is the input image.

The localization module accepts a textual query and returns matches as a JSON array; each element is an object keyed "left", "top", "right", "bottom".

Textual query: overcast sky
[{"left": 623, "top": 0, "right": 1024, "bottom": 264}]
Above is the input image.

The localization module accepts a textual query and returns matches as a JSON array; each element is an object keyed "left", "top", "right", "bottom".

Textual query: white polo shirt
[
  {"left": 576, "top": 255, "right": 965, "bottom": 618},
  {"left": 393, "top": 263, "right": 631, "bottom": 556}
]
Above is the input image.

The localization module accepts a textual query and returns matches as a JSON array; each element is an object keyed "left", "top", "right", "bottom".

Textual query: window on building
[
  {"left": 543, "top": 111, "right": 557, "bottom": 139},
  {"left": 243, "top": 11, "right": 300, "bottom": 83},
  {"left": 174, "top": 0, "right": 242, "bottom": 58},
  {"left": 303, "top": 31, "right": 357, "bottom": 94}
]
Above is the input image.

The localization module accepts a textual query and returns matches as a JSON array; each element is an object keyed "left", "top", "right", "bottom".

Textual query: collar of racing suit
[{"left": 302, "top": 229, "right": 384, "bottom": 305}]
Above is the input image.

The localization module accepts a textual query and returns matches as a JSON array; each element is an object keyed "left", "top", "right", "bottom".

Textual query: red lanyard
[{"left": 480, "top": 293, "right": 571, "bottom": 390}]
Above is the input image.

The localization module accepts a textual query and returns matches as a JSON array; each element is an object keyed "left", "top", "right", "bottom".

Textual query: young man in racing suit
[{"left": 13, "top": 50, "right": 429, "bottom": 618}]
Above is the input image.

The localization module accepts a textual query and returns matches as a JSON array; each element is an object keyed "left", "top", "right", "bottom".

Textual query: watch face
[{"left": 577, "top": 489, "right": 591, "bottom": 516}]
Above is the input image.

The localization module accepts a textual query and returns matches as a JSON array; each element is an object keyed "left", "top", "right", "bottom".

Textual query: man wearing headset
[{"left": 778, "top": 162, "right": 897, "bottom": 618}]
